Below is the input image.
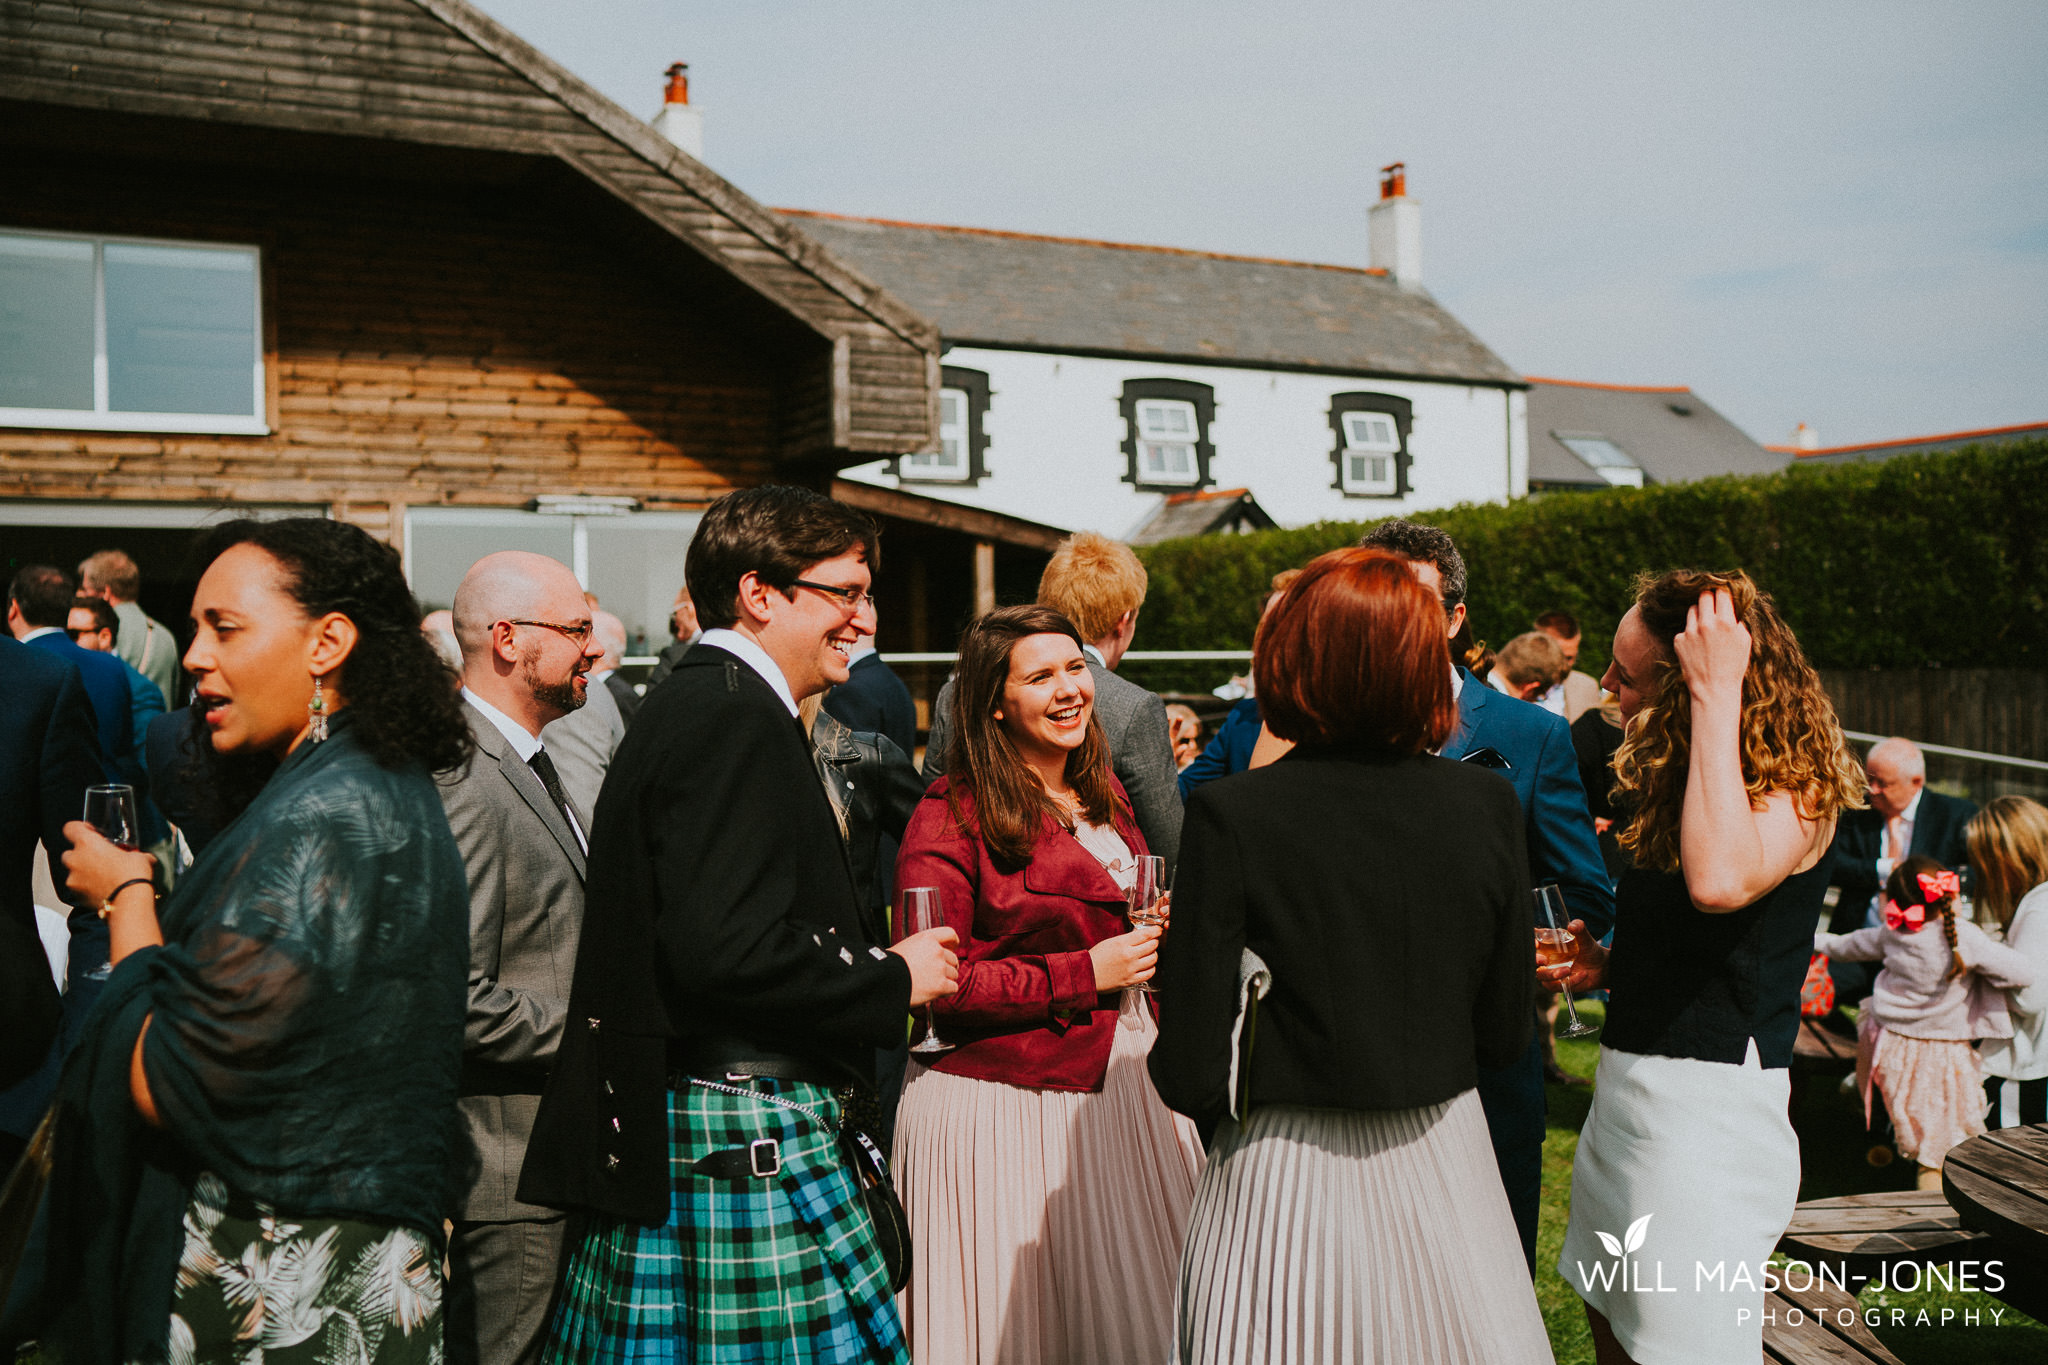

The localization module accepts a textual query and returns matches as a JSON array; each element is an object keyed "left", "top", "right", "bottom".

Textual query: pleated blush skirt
[
  {"left": 1179, "top": 1089, "right": 1553, "bottom": 1365},
  {"left": 892, "top": 996, "right": 1204, "bottom": 1365}
]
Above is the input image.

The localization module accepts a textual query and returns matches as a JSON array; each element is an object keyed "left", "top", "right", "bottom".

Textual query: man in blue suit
[
  {"left": 0, "top": 638, "right": 108, "bottom": 1170},
  {"left": 9, "top": 565, "right": 134, "bottom": 765},
  {"left": 1360, "top": 521, "right": 1615, "bottom": 1275}
]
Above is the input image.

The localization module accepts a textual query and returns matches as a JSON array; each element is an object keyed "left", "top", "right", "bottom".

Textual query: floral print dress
[{"left": 159, "top": 1171, "right": 444, "bottom": 1365}]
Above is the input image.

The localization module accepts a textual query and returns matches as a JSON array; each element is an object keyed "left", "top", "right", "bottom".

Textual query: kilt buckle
[{"left": 750, "top": 1137, "right": 782, "bottom": 1177}]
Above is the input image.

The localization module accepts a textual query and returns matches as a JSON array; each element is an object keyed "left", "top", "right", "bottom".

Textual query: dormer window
[
  {"left": 1136, "top": 400, "right": 1200, "bottom": 483},
  {"left": 1339, "top": 410, "right": 1401, "bottom": 494},
  {"left": 1328, "top": 392, "right": 1413, "bottom": 498},
  {"left": 895, "top": 365, "right": 989, "bottom": 485},
  {"left": 1555, "top": 432, "right": 1644, "bottom": 488},
  {"left": 1119, "top": 378, "right": 1217, "bottom": 491}
]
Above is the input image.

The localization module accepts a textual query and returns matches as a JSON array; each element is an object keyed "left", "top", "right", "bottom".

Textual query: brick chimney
[
  {"left": 1369, "top": 162, "right": 1422, "bottom": 290},
  {"left": 651, "top": 62, "right": 704, "bottom": 160}
]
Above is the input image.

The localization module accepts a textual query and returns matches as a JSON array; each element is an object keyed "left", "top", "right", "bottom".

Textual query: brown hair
[
  {"left": 685, "top": 485, "right": 879, "bottom": 631},
  {"left": 1612, "top": 569, "right": 1865, "bottom": 873},
  {"left": 1887, "top": 854, "right": 1968, "bottom": 978},
  {"left": 78, "top": 548, "right": 141, "bottom": 600},
  {"left": 945, "top": 605, "right": 1122, "bottom": 865},
  {"left": 1254, "top": 548, "right": 1456, "bottom": 755},
  {"left": 1036, "top": 532, "right": 1147, "bottom": 643},
  {"left": 1967, "top": 796, "right": 2048, "bottom": 930},
  {"left": 1495, "top": 630, "right": 1569, "bottom": 689},
  {"left": 69, "top": 594, "right": 118, "bottom": 636}
]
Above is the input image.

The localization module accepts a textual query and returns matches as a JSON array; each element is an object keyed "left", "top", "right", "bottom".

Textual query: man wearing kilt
[{"left": 519, "top": 486, "right": 960, "bottom": 1361}]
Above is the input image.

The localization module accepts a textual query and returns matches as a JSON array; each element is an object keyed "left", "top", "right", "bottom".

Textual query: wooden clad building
[{"left": 0, "top": 0, "right": 1010, "bottom": 653}]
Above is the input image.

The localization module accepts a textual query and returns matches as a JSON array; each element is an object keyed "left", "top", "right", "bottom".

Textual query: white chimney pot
[
  {"left": 1368, "top": 162, "right": 1422, "bottom": 290},
  {"left": 652, "top": 62, "right": 704, "bottom": 160}
]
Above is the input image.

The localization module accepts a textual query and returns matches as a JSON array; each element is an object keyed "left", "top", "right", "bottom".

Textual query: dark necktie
[{"left": 527, "top": 749, "right": 586, "bottom": 852}]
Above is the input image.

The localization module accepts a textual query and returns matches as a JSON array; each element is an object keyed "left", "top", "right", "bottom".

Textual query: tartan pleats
[{"left": 542, "top": 1079, "right": 908, "bottom": 1364}]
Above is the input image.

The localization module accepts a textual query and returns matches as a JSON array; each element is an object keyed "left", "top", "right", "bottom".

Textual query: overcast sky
[{"left": 476, "top": 0, "right": 2045, "bottom": 449}]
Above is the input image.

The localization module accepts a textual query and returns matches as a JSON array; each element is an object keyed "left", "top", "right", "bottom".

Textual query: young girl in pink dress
[{"left": 1817, "top": 854, "right": 2035, "bottom": 1187}]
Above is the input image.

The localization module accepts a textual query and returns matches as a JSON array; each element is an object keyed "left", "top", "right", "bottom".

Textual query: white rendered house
[{"left": 782, "top": 168, "right": 1529, "bottom": 536}]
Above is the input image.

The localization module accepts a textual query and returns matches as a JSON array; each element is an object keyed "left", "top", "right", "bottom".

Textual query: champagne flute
[
  {"left": 900, "top": 886, "right": 953, "bottom": 1055},
  {"left": 83, "top": 784, "right": 140, "bottom": 851},
  {"left": 1126, "top": 855, "right": 1168, "bottom": 995},
  {"left": 1536, "top": 883, "right": 1599, "bottom": 1040}
]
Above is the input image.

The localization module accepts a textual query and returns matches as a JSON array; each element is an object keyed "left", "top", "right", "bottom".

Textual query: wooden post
[{"left": 973, "top": 539, "right": 996, "bottom": 618}]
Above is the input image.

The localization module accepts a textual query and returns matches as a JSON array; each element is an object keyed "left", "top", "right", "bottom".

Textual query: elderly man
[
  {"left": 1824, "top": 737, "right": 1979, "bottom": 1005},
  {"left": 441, "top": 551, "right": 603, "bottom": 1364},
  {"left": 923, "top": 531, "right": 1182, "bottom": 870},
  {"left": 78, "top": 548, "right": 181, "bottom": 704},
  {"left": 589, "top": 608, "right": 641, "bottom": 724}
]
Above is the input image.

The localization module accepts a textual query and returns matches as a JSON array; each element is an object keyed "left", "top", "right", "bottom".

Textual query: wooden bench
[
  {"left": 1942, "top": 1122, "right": 2048, "bottom": 1322},
  {"left": 1763, "top": 1275, "right": 1907, "bottom": 1363},
  {"left": 1778, "top": 1188, "right": 1994, "bottom": 1283},
  {"left": 1792, "top": 1018, "right": 1859, "bottom": 1072}
]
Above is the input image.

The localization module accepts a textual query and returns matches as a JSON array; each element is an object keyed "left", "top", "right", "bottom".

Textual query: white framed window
[
  {"left": 1557, "top": 433, "right": 1645, "bottom": 488},
  {"left": 1136, "top": 399, "right": 1200, "bottom": 484},
  {"left": 904, "top": 386, "right": 970, "bottom": 479},
  {"left": 1340, "top": 410, "right": 1402, "bottom": 494},
  {"left": 0, "top": 227, "right": 266, "bottom": 435}
]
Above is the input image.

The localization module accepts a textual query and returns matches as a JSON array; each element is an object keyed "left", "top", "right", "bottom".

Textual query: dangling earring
[{"left": 309, "top": 673, "right": 329, "bottom": 743}]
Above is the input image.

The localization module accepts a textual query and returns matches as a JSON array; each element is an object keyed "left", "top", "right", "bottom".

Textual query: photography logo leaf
[{"left": 1594, "top": 1213, "right": 1653, "bottom": 1260}]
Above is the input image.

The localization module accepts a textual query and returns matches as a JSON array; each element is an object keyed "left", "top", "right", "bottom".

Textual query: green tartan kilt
[{"left": 543, "top": 1078, "right": 908, "bottom": 1364}]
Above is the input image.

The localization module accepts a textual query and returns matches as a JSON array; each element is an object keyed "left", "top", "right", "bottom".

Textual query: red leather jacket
[{"left": 893, "top": 776, "right": 1150, "bottom": 1092}]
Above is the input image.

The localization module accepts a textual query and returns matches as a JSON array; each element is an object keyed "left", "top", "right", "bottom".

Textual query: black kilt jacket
[{"left": 517, "top": 643, "right": 912, "bottom": 1224}]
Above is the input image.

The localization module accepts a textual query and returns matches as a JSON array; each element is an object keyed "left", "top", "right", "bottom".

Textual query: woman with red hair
[{"left": 1150, "top": 548, "right": 1550, "bottom": 1364}]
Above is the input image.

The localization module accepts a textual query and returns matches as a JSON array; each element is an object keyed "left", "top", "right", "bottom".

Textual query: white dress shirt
[
  {"left": 1864, "top": 788, "right": 1923, "bottom": 929},
  {"left": 697, "top": 627, "right": 799, "bottom": 718},
  {"left": 462, "top": 686, "right": 589, "bottom": 852}
]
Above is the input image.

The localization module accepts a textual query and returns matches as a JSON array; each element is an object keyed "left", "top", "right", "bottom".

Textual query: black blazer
[
  {"left": 519, "top": 643, "right": 912, "bottom": 1223},
  {"left": 1149, "top": 746, "right": 1534, "bottom": 1142},
  {"left": 1825, "top": 791, "right": 1978, "bottom": 935},
  {"left": 823, "top": 652, "right": 917, "bottom": 757},
  {"left": 0, "top": 640, "right": 106, "bottom": 1088}
]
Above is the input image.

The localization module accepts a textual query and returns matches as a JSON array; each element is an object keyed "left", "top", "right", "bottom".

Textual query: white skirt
[
  {"left": 1560, "top": 1043, "right": 1800, "bottom": 1365},
  {"left": 1178, "top": 1089, "right": 1553, "bottom": 1365},
  {"left": 892, "top": 995, "right": 1204, "bottom": 1365}
]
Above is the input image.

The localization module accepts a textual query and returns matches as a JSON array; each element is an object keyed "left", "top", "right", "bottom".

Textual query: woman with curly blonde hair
[{"left": 1544, "top": 569, "right": 1863, "bottom": 1365}]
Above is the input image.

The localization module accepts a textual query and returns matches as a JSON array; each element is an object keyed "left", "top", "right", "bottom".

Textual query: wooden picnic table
[{"left": 1941, "top": 1122, "right": 2048, "bottom": 1321}]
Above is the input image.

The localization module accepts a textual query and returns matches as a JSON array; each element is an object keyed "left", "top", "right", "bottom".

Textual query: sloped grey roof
[
  {"left": 1128, "top": 488, "right": 1277, "bottom": 546},
  {"left": 780, "top": 211, "right": 1521, "bottom": 387},
  {"left": 1526, "top": 380, "right": 1784, "bottom": 488},
  {"left": 1789, "top": 422, "right": 2048, "bottom": 466}
]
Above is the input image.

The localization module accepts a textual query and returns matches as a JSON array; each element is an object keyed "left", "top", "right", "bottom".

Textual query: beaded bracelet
[{"left": 98, "top": 877, "right": 155, "bottom": 919}]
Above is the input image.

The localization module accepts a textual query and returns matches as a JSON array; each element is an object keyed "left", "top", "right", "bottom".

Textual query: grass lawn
[{"left": 1536, "top": 1001, "right": 2046, "bottom": 1363}]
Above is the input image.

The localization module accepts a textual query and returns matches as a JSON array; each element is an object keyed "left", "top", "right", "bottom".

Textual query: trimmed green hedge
[{"left": 1128, "top": 439, "right": 2048, "bottom": 694}]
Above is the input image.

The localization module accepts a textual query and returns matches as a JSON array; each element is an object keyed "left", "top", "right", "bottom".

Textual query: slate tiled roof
[
  {"left": 0, "top": 0, "right": 938, "bottom": 457},
  {"left": 1128, "top": 488, "right": 1277, "bottom": 545},
  {"left": 779, "top": 210, "right": 1521, "bottom": 387},
  {"left": 1786, "top": 421, "right": 2048, "bottom": 466},
  {"left": 1526, "top": 378, "right": 1784, "bottom": 488}
]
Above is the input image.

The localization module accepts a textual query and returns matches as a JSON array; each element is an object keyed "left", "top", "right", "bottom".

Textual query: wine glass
[
  {"left": 1536, "top": 883, "right": 1599, "bottom": 1040},
  {"left": 1126, "top": 855, "right": 1168, "bottom": 995},
  {"left": 900, "top": 886, "right": 953, "bottom": 1055},
  {"left": 83, "top": 784, "right": 140, "bottom": 851}
]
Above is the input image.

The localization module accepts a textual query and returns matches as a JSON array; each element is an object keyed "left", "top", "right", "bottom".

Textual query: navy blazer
[
  {"left": 823, "top": 652, "right": 917, "bottom": 758},
  {"left": 26, "top": 630, "right": 134, "bottom": 764},
  {"left": 1441, "top": 669, "right": 1615, "bottom": 939},
  {"left": 0, "top": 640, "right": 105, "bottom": 1088},
  {"left": 1178, "top": 697, "right": 1262, "bottom": 801},
  {"left": 1824, "top": 791, "right": 1978, "bottom": 936}
]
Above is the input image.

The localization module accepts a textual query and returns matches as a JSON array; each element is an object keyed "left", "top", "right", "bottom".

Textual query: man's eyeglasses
[
  {"left": 502, "top": 618, "right": 595, "bottom": 644},
  {"left": 789, "top": 579, "right": 874, "bottom": 613},
  {"left": 65, "top": 627, "right": 101, "bottom": 641}
]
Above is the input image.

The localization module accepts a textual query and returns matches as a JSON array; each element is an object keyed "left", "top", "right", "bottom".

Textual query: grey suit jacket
[
  {"left": 441, "top": 702, "right": 588, "bottom": 1222},
  {"left": 539, "top": 673, "right": 625, "bottom": 834},
  {"left": 923, "top": 657, "right": 1183, "bottom": 872}
]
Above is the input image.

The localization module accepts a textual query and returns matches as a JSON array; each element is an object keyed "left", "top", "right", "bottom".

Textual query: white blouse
[{"left": 1982, "top": 883, "right": 2048, "bottom": 1082}]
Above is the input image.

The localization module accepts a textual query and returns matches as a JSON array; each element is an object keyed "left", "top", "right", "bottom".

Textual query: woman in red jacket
[{"left": 893, "top": 604, "right": 1202, "bottom": 1364}]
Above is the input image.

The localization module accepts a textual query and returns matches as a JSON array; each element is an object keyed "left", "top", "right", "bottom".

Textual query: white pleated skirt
[
  {"left": 892, "top": 996, "right": 1204, "bottom": 1365},
  {"left": 1178, "top": 1088, "right": 1553, "bottom": 1365},
  {"left": 1559, "top": 1043, "right": 1800, "bottom": 1365}
]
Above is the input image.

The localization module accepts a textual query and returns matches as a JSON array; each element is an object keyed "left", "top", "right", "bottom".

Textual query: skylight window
[{"left": 1557, "top": 433, "right": 1645, "bottom": 488}]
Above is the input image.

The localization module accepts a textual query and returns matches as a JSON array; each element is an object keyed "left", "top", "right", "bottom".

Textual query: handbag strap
[{"left": 1229, "top": 947, "right": 1272, "bottom": 1121}]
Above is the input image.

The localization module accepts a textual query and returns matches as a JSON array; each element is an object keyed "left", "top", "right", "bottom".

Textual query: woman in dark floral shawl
[{"left": 42, "top": 518, "right": 474, "bottom": 1365}]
